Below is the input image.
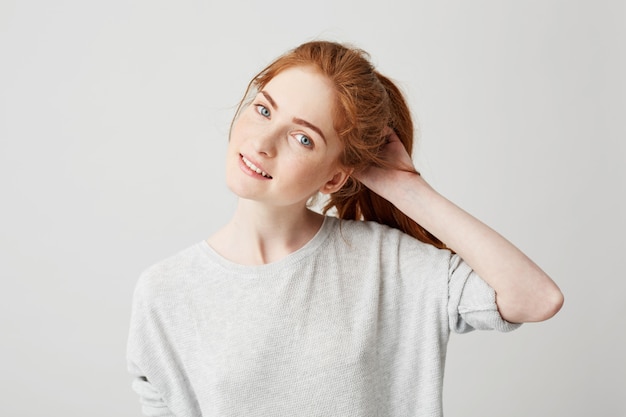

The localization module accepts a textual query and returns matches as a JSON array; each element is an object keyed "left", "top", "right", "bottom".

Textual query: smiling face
[{"left": 226, "top": 66, "right": 351, "bottom": 208}]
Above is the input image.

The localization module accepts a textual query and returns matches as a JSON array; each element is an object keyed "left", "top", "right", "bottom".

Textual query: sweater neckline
[{"left": 198, "top": 215, "right": 336, "bottom": 275}]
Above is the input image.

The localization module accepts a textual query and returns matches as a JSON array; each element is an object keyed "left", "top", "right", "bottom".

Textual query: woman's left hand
[
  {"left": 355, "top": 129, "right": 564, "bottom": 324},
  {"left": 352, "top": 127, "right": 419, "bottom": 198}
]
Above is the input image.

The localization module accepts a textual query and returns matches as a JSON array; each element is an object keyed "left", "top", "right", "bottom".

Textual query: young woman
[{"left": 127, "top": 41, "right": 563, "bottom": 417}]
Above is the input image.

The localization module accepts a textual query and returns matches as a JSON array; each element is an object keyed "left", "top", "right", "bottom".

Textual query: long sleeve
[
  {"left": 128, "top": 362, "right": 175, "bottom": 417},
  {"left": 125, "top": 218, "right": 522, "bottom": 417},
  {"left": 126, "top": 265, "right": 201, "bottom": 417},
  {"left": 447, "top": 254, "right": 522, "bottom": 333},
  {"left": 127, "top": 273, "right": 176, "bottom": 416}
]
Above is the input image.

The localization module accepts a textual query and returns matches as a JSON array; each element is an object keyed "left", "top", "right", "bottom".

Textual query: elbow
[
  {"left": 499, "top": 280, "right": 564, "bottom": 323},
  {"left": 538, "top": 285, "right": 564, "bottom": 321},
  {"left": 525, "top": 281, "right": 564, "bottom": 322}
]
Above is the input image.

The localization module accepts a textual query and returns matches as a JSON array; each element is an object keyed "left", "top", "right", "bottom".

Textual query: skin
[
  {"left": 209, "top": 65, "right": 564, "bottom": 324},
  {"left": 354, "top": 128, "right": 564, "bottom": 323},
  {"left": 208, "top": 66, "right": 351, "bottom": 266}
]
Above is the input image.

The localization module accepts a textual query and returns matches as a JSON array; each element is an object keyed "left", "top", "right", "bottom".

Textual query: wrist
[{"left": 381, "top": 170, "right": 431, "bottom": 207}]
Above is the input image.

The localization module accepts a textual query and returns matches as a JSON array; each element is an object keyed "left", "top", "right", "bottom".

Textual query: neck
[{"left": 208, "top": 198, "right": 324, "bottom": 265}]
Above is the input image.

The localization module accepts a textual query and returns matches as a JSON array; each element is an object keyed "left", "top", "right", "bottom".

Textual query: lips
[{"left": 240, "top": 154, "right": 272, "bottom": 179}]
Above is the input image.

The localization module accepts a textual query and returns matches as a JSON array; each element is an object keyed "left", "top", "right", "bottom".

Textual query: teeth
[{"left": 242, "top": 156, "right": 271, "bottom": 178}]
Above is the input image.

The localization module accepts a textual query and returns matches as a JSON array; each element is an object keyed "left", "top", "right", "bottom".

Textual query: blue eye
[
  {"left": 295, "top": 134, "right": 312, "bottom": 147},
  {"left": 256, "top": 105, "right": 271, "bottom": 118}
]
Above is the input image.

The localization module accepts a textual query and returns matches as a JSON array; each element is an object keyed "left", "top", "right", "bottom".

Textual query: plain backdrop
[{"left": 1, "top": 0, "right": 624, "bottom": 416}]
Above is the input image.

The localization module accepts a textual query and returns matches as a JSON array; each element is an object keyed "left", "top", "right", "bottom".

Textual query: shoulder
[
  {"left": 325, "top": 217, "right": 454, "bottom": 295},
  {"left": 324, "top": 217, "right": 451, "bottom": 276},
  {"left": 328, "top": 216, "right": 444, "bottom": 256},
  {"left": 327, "top": 216, "right": 399, "bottom": 239},
  {"left": 133, "top": 243, "right": 207, "bottom": 304}
]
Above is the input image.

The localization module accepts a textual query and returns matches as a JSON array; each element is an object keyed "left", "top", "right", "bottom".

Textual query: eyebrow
[
  {"left": 260, "top": 90, "right": 327, "bottom": 144},
  {"left": 292, "top": 118, "right": 327, "bottom": 144},
  {"left": 260, "top": 91, "right": 278, "bottom": 109}
]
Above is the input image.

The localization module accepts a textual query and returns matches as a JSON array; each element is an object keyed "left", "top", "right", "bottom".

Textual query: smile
[{"left": 241, "top": 155, "right": 273, "bottom": 179}]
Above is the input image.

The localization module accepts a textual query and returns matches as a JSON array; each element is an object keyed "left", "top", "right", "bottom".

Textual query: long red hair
[{"left": 233, "top": 41, "right": 446, "bottom": 249}]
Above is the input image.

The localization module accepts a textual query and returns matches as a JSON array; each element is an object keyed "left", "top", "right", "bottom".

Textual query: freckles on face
[{"left": 226, "top": 66, "right": 350, "bottom": 204}]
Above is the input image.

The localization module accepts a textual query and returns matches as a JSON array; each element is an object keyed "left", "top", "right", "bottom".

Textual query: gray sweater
[{"left": 127, "top": 216, "right": 520, "bottom": 417}]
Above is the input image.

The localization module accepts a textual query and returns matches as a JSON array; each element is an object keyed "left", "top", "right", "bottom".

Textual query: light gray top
[{"left": 127, "top": 216, "right": 520, "bottom": 417}]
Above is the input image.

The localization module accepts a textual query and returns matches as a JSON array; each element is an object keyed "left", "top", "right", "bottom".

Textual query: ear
[{"left": 319, "top": 167, "right": 353, "bottom": 195}]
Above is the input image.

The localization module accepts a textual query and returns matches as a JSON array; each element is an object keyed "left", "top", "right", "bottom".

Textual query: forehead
[{"left": 263, "top": 66, "right": 337, "bottom": 124}]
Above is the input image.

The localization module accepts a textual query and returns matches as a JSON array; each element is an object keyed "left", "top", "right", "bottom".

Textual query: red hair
[{"left": 234, "top": 41, "right": 446, "bottom": 249}]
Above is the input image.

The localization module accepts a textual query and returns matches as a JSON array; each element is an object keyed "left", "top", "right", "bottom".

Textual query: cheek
[
  {"left": 229, "top": 120, "right": 244, "bottom": 144},
  {"left": 230, "top": 111, "right": 254, "bottom": 139},
  {"left": 291, "top": 158, "right": 337, "bottom": 186}
]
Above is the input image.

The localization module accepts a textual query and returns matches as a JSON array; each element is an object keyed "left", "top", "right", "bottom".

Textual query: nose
[{"left": 253, "top": 125, "right": 281, "bottom": 158}]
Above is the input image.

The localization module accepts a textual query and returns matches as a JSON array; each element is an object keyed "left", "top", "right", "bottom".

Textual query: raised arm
[{"left": 354, "top": 129, "right": 564, "bottom": 323}]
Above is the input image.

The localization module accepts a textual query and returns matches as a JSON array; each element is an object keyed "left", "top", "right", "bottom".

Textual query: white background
[{"left": 1, "top": 1, "right": 624, "bottom": 416}]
